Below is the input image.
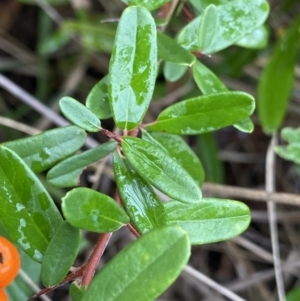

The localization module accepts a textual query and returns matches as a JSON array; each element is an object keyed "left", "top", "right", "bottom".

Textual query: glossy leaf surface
[
  {"left": 142, "top": 131, "right": 204, "bottom": 185},
  {"left": 108, "top": 6, "right": 157, "bottom": 130},
  {"left": 192, "top": 61, "right": 254, "bottom": 133},
  {"left": 122, "top": 0, "right": 171, "bottom": 11},
  {"left": 163, "top": 62, "right": 188, "bottom": 82},
  {"left": 199, "top": 0, "right": 269, "bottom": 54},
  {"left": 59, "top": 97, "right": 101, "bottom": 132},
  {"left": 192, "top": 61, "right": 227, "bottom": 95},
  {"left": 147, "top": 92, "right": 255, "bottom": 134},
  {"left": 122, "top": 137, "right": 201, "bottom": 203},
  {"left": 113, "top": 151, "right": 167, "bottom": 234},
  {"left": 62, "top": 188, "right": 130, "bottom": 232},
  {"left": 189, "top": 0, "right": 227, "bottom": 11},
  {"left": 165, "top": 198, "right": 250, "bottom": 244},
  {"left": 2, "top": 126, "right": 86, "bottom": 173},
  {"left": 258, "top": 16, "right": 300, "bottom": 134},
  {"left": 0, "top": 146, "right": 63, "bottom": 262},
  {"left": 47, "top": 141, "right": 117, "bottom": 188},
  {"left": 82, "top": 226, "right": 190, "bottom": 301},
  {"left": 236, "top": 25, "right": 268, "bottom": 49},
  {"left": 70, "top": 282, "right": 86, "bottom": 301},
  {"left": 157, "top": 32, "right": 195, "bottom": 66},
  {"left": 177, "top": 16, "right": 201, "bottom": 52},
  {"left": 275, "top": 127, "right": 300, "bottom": 164},
  {"left": 41, "top": 221, "right": 81, "bottom": 287},
  {"left": 86, "top": 75, "right": 112, "bottom": 120}
]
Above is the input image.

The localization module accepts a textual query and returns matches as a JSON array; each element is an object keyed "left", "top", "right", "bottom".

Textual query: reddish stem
[
  {"left": 81, "top": 232, "right": 112, "bottom": 287},
  {"left": 100, "top": 128, "right": 122, "bottom": 142}
]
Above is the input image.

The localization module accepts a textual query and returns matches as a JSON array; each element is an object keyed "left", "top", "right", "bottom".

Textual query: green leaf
[
  {"left": 122, "top": 0, "right": 171, "bottom": 11},
  {"left": 142, "top": 131, "right": 204, "bottom": 185},
  {"left": 189, "top": 0, "right": 228, "bottom": 11},
  {"left": 6, "top": 249, "right": 41, "bottom": 300},
  {"left": 108, "top": 6, "right": 157, "bottom": 130},
  {"left": 258, "top": 16, "right": 300, "bottom": 134},
  {"left": 47, "top": 141, "right": 117, "bottom": 188},
  {"left": 177, "top": 16, "right": 201, "bottom": 52},
  {"left": 86, "top": 75, "right": 112, "bottom": 120},
  {"left": 38, "top": 29, "right": 72, "bottom": 55},
  {"left": 274, "top": 128, "right": 300, "bottom": 164},
  {"left": 233, "top": 118, "right": 254, "bottom": 133},
  {"left": 163, "top": 62, "right": 188, "bottom": 82},
  {"left": 164, "top": 198, "right": 250, "bottom": 244},
  {"left": 281, "top": 127, "right": 300, "bottom": 143},
  {"left": 2, "top": 126, "right": 86, "bottom": 173},
  {"left": 236, "top": 25, "right": 268, "bottom": 49},
  {"left": 192, "top": 61, "right": 227, "bottom": 95},
  {"left": 147, "top": 92, "right": 255, "bottom": 135},
  {"left": 70, "top": 282, "right": 87, "bottom": 301},
  {"left": 113, "top": 151, "right": 167, "bottom": 234},
  {"left": 192, "top": 61, "right": 254, "bottom": 133},
  {"left": 59, "top": 97, "right": 101, "bottom": 132},
  {"left": 122, "top": 137, "right": 202, "bottom": 203},
  {"left": 199, "top": 0, "right": 270, "bottom": 54},
  {"left": 196, "top": 133, "right": 224, "bottom": 183},
  {"left": 82, "top": 226, "right": 190, "bottom": 301},
  {"left": 41, "top": 221, "right": 81, "bottom": 287},
  {"left": 62, "top": 188, "right": 130, "bottom": 232},
  {"left": 157, "top": 32, "right": 196, "bottom": 66},
  {"left": 0, "top": 146, "right": 63, "bottom": 262},
  {"left": 62, "top": 21, "right": 115, "bottom": 54},
  {"left": 287, "top": 286, "right": 300, "bottom": 301}
]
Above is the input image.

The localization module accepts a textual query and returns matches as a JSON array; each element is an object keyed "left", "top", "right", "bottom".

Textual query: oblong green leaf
[
  {"left": 196, "top": 133, "right": 224, "bottom": 183},
  {"left": 192, "top": 62, "right": 254, "bottom": 133},
  {"left": 274, "top": 127, "right": 300, "bottom": 164},
  {"left": 108, "top": 6, "right": 157, "bottom": 130},
  {"left": 236, "top": 25, "right": 268, "bottom": 49},
  {"left": 258, "top": 15, "right": 300, "bottom": 134},
  {"left": 142, "top": 131, "right": 204, "bottom": 185},
  {"left": 0, "top": 146, "right": 63, "bottom": 262},
  {"left": 165, "top": 198, "right": 250, "bottom": 244},
  {"left": 122, "top": 0, "right": 171, "bottom": 11},
  {"left": 113, "top": 151, "right": 167, "bottom": 234},
  {"left": 177, "top": 16, "right": 201, "bottom": 52},
  {"left": 147, "top": 92, "right": 255, "bottom": 135},
  {"left": 192, "top": 60, "right": 227, "bottom": 95},
  {"left": 62, "top": 188, "right": 130, "bottom": 232},
  {"left": 70, "top": 282, "right": 87, "bottom": 301},
  {"left": 82, "top": 226, "right": 190, "bottom": 301},
  {"left": 2, "top": 126, "right": 86, "bottom": 173},
  {"left": 47, "top": 141, "right": 117, "bottom": 188},
  {"left": 157, "top": 32, "right": 195, "bottom": 66},
  {"left": 199, "top": 0, "right": 270, "bottom": 54},
  {"left": 163, "top": 62, "right": 188, "bottom": 82},
  {"left": 122, "top": 137, "right": 202, "bottom": 203},
  {"left": 41, "top": 221, "right": 81, "bottom": 287},
  {"left": 59, "top": 97, "right": 101, "bottom": 132},
  {"left": 86, "top": 75, "right": 112, "bottom": 120}
]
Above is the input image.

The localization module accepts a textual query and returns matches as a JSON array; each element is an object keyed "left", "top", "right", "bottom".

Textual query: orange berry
[
  {"left": 0, "top": 289, "right": 8, "bottom": 301},
  {"left": 0, "top": 236, "right": 20, "bottom": 288}
]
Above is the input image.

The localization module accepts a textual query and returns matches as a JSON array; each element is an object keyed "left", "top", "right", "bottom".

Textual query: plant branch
[
  {"left": 183, "top": 265, "right": 247, "bottom": 301},
  {"left": 100, "top": 128, "right": 122, "bottom": 142},
  {"left": 266, "top": 133, "right": 286, "bottom": 301},
  {"left": 82, "top": 232, "right": 112, "bottom": 287},
  {"left": 202, "top": 182, "right": 300, "bottom": 206}
]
